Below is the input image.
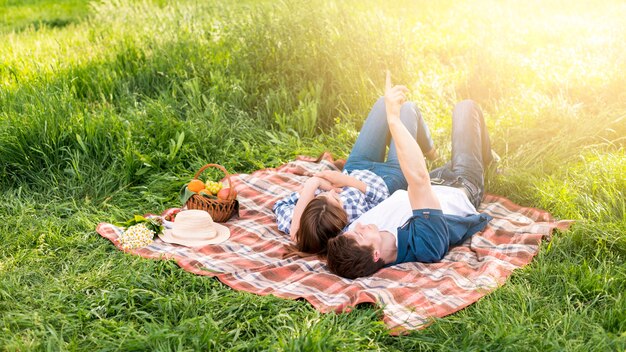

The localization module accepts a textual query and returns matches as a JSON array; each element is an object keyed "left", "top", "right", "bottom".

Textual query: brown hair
[
  {"left": 326, "top": 234, "right": 385, "bottom": 279},
  {"left": 292, "top": 196, "right": 348, "bottom": 256}
]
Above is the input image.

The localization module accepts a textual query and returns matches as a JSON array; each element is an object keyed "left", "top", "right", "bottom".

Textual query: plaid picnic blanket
[{"left": 96, "top": 154, "right": 572, "bottom": 334}]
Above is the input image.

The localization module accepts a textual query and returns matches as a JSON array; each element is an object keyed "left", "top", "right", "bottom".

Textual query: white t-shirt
[{"left": 347, "top": 186, "right": 477, "bottom": 242}]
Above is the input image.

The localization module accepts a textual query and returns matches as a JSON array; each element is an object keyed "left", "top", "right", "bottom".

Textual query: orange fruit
[{"left": 188, "top": 179, "right": 205, "bottom": 193}]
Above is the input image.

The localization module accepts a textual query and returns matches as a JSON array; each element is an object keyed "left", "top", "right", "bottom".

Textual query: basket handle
[{"left": 193, "top": 164, "right": 235, "bottom": 198}]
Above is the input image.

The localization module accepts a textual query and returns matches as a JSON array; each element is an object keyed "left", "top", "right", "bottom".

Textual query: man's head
[
  {"left": 293, "top": 191, "right": 348, "bottom": 256},
  {"left": 326, "top": 223, "right": 386, "bottom": 279}
]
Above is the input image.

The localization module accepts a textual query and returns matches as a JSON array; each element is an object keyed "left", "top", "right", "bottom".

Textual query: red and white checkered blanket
[{"left": 96, "top": 155, "right": 572, "bottom": 334}]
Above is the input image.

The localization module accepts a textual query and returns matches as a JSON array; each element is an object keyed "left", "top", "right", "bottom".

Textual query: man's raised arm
[{"left": 384, "top": 71, "right": 441, "bottom": 210}]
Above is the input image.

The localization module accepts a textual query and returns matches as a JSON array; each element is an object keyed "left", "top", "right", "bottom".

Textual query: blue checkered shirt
[{"left": 273, "top": 169, "right": 390, "bottom": 234}]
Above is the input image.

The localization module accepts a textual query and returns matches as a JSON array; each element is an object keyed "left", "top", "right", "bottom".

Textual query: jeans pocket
[{"left": 457, "top": 177, "right": 481, "bottom": 206}]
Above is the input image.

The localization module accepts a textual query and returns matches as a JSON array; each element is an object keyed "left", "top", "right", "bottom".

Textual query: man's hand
[
  {"left": 383, "top": 71, "right": 441, "bottom": 211},
  {"left": 384, "top": 70, "right": 409, "bottom": 122}
]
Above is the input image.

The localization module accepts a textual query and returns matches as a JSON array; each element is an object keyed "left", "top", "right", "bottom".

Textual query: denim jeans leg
[
  {"left": 344, "top": 97, "right": 389, "bottom": 171},
  {"left": 449, "top": 99, "right": 493, "bottom": 205},
  {"left": 386, "top": 102, "right": 434, "bottom": 165}
]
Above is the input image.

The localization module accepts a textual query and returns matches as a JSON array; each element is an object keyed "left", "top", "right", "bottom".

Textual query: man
[
  {"left": 326, "top": 72, "right": 495, "bottom": 279},
  {"left": 273, "top": 94, "right": 437, "bottom": 256}
]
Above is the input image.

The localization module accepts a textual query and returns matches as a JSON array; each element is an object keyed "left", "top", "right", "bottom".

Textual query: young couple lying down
[{"left": 273, "top": 72, "right": 496, "bottom": 279}]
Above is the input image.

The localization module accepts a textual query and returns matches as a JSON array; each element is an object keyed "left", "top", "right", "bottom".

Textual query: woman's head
[{"left": 293, "top": 195, "right": 348, "bottom": 256}]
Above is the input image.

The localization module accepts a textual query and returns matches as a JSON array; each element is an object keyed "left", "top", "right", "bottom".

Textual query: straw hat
[{"left": 159, "top": 210, "right": 230, "bottom": 247}]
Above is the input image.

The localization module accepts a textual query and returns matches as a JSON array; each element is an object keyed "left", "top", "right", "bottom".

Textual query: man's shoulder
[
  {"left": 402, "top": 209, "right": 447, "bottom": 242},
  {"left": 395, "top": 210, "right": 449, "bottom": 264}
]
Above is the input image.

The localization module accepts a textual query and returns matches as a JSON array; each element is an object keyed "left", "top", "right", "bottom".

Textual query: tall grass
[{"left": 0, "top": 0, "right": 625, "bottom": 350}]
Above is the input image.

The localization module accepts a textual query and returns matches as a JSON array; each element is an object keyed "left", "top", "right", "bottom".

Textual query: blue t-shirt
[{"left": 391, "top": 208, "right": 492, "bottom": 265}]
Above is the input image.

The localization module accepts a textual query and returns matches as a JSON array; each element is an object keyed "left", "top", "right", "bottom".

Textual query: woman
[{"left": 273, "top": 93, "right": 437, "bottom": 256}]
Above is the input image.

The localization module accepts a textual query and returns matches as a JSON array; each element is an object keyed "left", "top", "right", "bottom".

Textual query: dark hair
[
  {"left": 326, "top": 234, "right": 385, "bottom": 279},
  {"left": 293, "top": 196, "right": 348, "bottom": 256}
]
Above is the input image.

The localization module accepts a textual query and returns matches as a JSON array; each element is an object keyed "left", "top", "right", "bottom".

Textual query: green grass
[
  {"left": 0, "top": 0, "right": 90, "bottom": 33},
  {"left": 1, "top": 0, "right": 625, "bottom": 350}
]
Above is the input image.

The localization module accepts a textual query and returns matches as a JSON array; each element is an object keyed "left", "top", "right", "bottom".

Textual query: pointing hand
[{"left": 384, "top": 70, "right": 409, "bottom": 121}]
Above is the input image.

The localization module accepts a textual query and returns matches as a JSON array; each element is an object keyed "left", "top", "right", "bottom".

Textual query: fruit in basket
[
  {"left": 188, "top": 179, "right": 205, "bottom": 193},
  {"left": 198, "top": 189, "right": 213, "bottom": 197},
  {"left": 217, "top": 187, "right": 237, "bottom": 200},
  {"left": 205, "top": 180, "right": 223, "bottom": 195}
]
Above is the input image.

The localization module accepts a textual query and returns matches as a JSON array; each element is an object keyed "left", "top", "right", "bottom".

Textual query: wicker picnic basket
[{"left": 185, "top": 164, "right": 238, "bottom": 223}]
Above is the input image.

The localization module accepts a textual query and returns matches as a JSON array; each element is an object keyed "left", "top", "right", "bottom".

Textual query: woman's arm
[
  {"left": 273, "top": 192, "right": 298, "bottom": 234},
  {"left": 289, "top": 177, "right": 320, "bottom": 239},
  {"left": 315, "top": 170, "right": 367, "bottom": 193},
  {"left": 289, "top": 176, "right": 338, "bottom": 240}
]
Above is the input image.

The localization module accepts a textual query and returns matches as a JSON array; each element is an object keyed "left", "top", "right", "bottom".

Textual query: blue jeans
[
  {"left": 429, "top": 100, "right": 494, "bottom": 207},
  {"left": 344, "top": 97, "right": 435, "bottom": 194}
]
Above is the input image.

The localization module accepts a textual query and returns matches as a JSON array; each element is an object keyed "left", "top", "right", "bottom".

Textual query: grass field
[{"left": 1, "top": 0, "right": 625, "bottom": 350}]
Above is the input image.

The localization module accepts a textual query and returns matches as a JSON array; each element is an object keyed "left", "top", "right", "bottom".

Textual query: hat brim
[{"left": 158, "top": 222, "right": 230, "bottom": 247}]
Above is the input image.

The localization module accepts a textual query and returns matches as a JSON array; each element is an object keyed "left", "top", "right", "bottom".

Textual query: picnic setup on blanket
[{"left": 96, "top": 154, "right": 572, "bottom": 334}]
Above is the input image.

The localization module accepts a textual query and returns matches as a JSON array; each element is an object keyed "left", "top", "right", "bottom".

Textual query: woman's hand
[
  {"left": 314, "top": 170, "right": 349, "bottom": 188},
  {"left": 302, "top": 176, "right": 339, "bottom": 192},
  {"left": 384, "top": 70, "right": 409, "bottom": 122},
  {"left": 315, "top": 170, "right": 367, "bottom": 193},
  {"left": 316, "top": 176, "right": 341, "bottom": 192}
]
